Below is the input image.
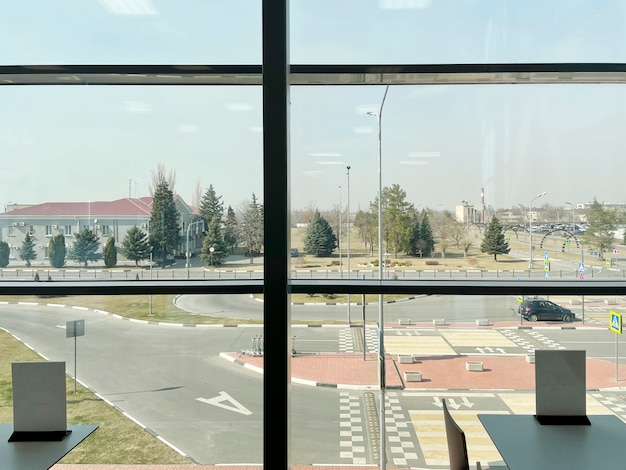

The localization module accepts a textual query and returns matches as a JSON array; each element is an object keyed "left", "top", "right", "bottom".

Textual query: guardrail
[{"left": 0, "top": 266, "right": 624, "bottom": 281}]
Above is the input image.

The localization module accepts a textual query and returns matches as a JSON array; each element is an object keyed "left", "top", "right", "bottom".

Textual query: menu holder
[
  {"left": 9, "top": 361, "right": 72, "bottom": 442},
  {"left": 534, "top": 350, "right": 591, "bottom": 426}
]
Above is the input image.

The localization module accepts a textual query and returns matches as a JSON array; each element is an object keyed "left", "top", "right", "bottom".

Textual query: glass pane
[
  {"left": 285, "top": 291, "right": 625, "bottom": 468},
  {"left": 0, "top": 85, "right": 263, "bottom": 274},
  {"left": 290, "top": 83, "right": 626, "bottom": 279},
  {"left": 0, "top": 293, "right": 263, "bottom": 464},
  {"left": 0, "top": 1, "right": 261, "bottom": 65},
  {"left": 291, "top": 0, "right": 626, "bottom": 64}
]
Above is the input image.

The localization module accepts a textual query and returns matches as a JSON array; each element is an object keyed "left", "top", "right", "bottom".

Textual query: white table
[
  {"left": 0, "top": 423, "right": 97, "bottom": 470},
  {"left": 478, "top": 414, "right": 626, "bottom": 470}
]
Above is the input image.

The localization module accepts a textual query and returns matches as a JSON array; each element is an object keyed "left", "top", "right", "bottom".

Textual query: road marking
[
  {"left": 196, "top": 391, "right": 252, "bottom": 415},
  {"left": 385, "top": 336, "right": 455, "bottom": 355},
  {"left": 441, "top": 330, "right": 517, "bottom": 347}
]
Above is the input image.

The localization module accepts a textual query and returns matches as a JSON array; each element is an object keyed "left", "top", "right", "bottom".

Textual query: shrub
[
  {"left": 425, "top": 260, "right": 439, "bottom": 266},
  {"left": 468, "top": 257, "right": 479, "bottom": 267}
]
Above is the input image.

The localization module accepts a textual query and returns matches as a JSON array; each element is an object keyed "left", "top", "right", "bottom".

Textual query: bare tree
[
  {"left": 149, "top": 163, "right": 177, "bottom": 196},
  {"left": 191, "top": 179, "right": 203, "bottom": 209}
]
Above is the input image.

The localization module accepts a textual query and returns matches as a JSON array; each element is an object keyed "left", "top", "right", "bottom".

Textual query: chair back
[{"left": 442, "top": 398, "right": 470, "bottom": 470}]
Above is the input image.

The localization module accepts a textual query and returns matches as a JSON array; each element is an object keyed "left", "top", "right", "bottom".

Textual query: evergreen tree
[
  {"left": 47, "top": 233, "right": 66, "bottom": 268},
  {"left": 303, "top": 210, "right": 337, "bottom": 257},
  {"left": 121, "top": 226, "right": 151, "bottom": 266},
  {"left": 200, "top": 215, "right": 227, "bottom": 265},
  {"left": 19, "top": 232, "right": 37, "bottom": 267},
  {"left": 239, "top": 193, "right": 263, "bottom": 262},
  {"left": 103, "top": 236, "right": 117, "bottom": 268},
  {"left": 223, "top": 205, "right": 238, "bottom": 254},
  {"left": 408, "top": 210, "right": 435, "bottom": 257},
  {"left": 480, "top": 215, "right": 510, "bottom": 261},
  {"left": 583, "top": 198, "right": 616, "bottom": 258},
  {"left": 149, "top": 178, "right": 181, "bottom": 266},
  {"left": 69, "top": 227, "right": 101, "bottom": 267},
  {"left": 199, "top": 184, "right": 224, "bottom": 231},
  {"left": 0, "top": 241, "right": 9, "bottom": 268}
]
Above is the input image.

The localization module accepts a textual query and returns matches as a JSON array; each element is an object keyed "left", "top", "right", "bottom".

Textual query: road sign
[
  {"left": 544, "top": 252, "right": 549, "bottom": 260},
  {"left": 614, "top": 249, "right": 620, "bottom": 254},
  {"left": 544, "top": 260, "right": 550, "bottom": 272},
  {"left": 66, "top": 319, "right": 85, "bottom": 338},
  {"left": 578, "top": 262, "right": 585, "bottom": 273},
  {"left": 610, "top": 311, "right": 622, "bottom": 334},
  {"left": 606, "top": 258, "right": 612, "bottom": 268},
  {"left": 579, "top": 272, "right": 584, "bottom": 281},
  {"left": 505, "top": 237, "right": 510, "bottom": 242},
  {"left": 566, "top": 238, "right": 572, "bottom": 245},
  {"left": 544, "top": 272, "right": 549, "bottom": 280}
]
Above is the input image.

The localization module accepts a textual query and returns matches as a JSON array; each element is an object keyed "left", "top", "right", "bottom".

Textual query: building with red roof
[{"left": 0, "top": 196, "right": 197, "bottom": 265}]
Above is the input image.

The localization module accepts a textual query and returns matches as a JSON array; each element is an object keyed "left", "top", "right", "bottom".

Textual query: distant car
[
  {"left": 518, "top": 298, "right": 575, "bottom": 322},
  {"left": 290, "top": 248, "right": 300, "bottom": 258}
]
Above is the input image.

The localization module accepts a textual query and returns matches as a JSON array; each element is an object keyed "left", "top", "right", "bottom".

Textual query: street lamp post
[
  {"left": 149, "top": 246, "right": 153, "bottom": 316},
  {"left": 366, "top": 83, "right": 390, "bottom": 470},
  {"left": 186, "top": 220, "right": 204, "bottom": 279},
  {"left": 529, "top": 192, "right": 547, "bottom": 268},
  {"left": 565, "top": 201, "right": 576, "bottom": 236},
  {"left": 346, "top": 165, "right": 351, "bottom": 323},
  {"left": 209, "top": 246, "right": 215, "bottom": 267},
  {"left": 338, "top": 186, "right": 342, "bottom": 278}
]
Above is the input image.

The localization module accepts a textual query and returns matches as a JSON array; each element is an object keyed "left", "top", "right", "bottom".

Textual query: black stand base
[
  {"left": 8, "top": 430, "right": 72, "bottom": 442},
  {"left": 535, "top": 415, "right": 591, "bottom": 425}
]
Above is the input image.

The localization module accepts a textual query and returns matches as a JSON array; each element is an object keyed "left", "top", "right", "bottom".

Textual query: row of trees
[{"left": 301, "top": 187, "right": 623, "bottom": 262}]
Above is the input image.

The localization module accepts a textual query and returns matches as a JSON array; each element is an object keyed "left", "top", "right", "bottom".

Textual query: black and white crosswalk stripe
[
  {"left": 339, "top": 327, "right": 377, "bottom": 353},
  {"left": 385, "top": 392, "right": 420, "bottom": 466},
  {"left": 339, "top": 392, "right": 367, "bottom": 464},
  {"left": 500, "top": 329, "right": 536, "bottom": 353},
  {"left": 591, "top": 393, "right": 626, "bottom": 416},
  {"left": 526, "top": 330, "right": 566, "bottom": 349}
]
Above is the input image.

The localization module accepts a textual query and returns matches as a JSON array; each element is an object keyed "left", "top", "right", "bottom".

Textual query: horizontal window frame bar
[
  {"left": 1, "top": 63, "right": 625, "bottom": 86},
  {"left": 0, "top": 279, "right": 623, "bottom": 296}
]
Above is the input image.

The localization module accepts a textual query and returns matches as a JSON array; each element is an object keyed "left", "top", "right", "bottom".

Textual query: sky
[{"left": 1, "top": 0, "right": 625, "bottom": 214}]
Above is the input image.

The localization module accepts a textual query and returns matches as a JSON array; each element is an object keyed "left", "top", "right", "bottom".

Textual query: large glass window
[{"left": 0, "top": 2, "right": 625, "bottom": 470}]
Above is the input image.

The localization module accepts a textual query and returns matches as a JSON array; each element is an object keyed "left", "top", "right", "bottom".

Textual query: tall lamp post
[
  {"left": 186, "top": 220, "right": 204, "bottom": 279},
  {"left": 529, "top": 192, "right": 547, "bottom": 268},
  {"left": 565, "top": 201, "right": 576, "bottom": 236},
  {"left": 338, "top": 186, "right": 342, "bottom": 278},
  {"left": 366, "top": 83, "right": 390, "bottom": 470},
  {"left": 346, "top": 165, "right": 351, "bottom": 323}
]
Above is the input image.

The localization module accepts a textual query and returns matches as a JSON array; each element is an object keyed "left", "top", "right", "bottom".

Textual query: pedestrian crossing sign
[{"left": 610, "top": 311, "right": 622, "bottom": 334}]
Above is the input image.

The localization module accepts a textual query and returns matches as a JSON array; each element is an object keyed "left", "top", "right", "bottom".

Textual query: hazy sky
[{"left": 1, "top": 1, "right": 625, "bottom": 213}]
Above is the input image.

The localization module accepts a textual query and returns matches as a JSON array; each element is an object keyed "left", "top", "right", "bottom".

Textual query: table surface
[
  {"left": 0, "top": 423, "right": 97, "bottom": 470},
  {"left": 478, "top": 414, "right": 626, "bottom": 470}
]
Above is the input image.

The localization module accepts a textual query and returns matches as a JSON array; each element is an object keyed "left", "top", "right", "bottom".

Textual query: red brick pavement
[{"left": 227, "top": 350, "right": 626, "bottom": 391}]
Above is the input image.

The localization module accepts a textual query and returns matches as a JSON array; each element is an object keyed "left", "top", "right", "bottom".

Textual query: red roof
[{"left": 3, "top": 198, "right": 153, "bottom": 217}]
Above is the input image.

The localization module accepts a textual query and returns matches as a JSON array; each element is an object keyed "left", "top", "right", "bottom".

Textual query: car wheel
[
  {"left": 563, "top": 313, "right": 573, "bottom": 322},
  {"left": 529, "top": 313, "right": 538, "bottom": 322}
]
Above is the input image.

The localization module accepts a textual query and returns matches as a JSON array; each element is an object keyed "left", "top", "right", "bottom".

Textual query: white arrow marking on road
[
  {"left": 475, "top": 347, "right": 485, "bottom": 354},
  {"left": 446, "top": 398, "right": 461, "bottom": 409},
  {"left": 495, "top": 348, "right": 506, "bottom": 354},
  {"left": 196, "top": 391, "right": 252, "bottom": 416},
  {"left": 461, "top": 397, "right": 474, "bottom": 408}
]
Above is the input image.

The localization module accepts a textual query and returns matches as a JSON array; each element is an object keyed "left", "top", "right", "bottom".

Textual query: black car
[{"left": 518, "top": 298, "right": 575, "bottom": 322}]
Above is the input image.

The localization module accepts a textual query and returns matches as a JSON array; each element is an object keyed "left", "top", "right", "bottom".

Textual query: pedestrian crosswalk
[{"left": 338, "top": 389, "right": 626, "bottom": 468}]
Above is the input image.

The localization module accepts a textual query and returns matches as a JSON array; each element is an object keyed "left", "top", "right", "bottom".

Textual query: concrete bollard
[
  {"left": 466, "top": 361, "right": 483, "bottom": 372},
  {"left": 404, "top": 371, "right": 422, "bottom": 382}
]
